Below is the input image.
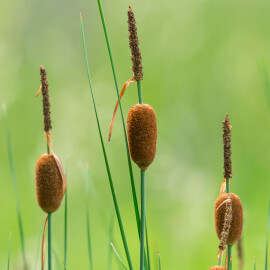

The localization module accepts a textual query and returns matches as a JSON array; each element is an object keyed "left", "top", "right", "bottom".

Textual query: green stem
[
  {"left": 226, "top": 178, "right": 230, "bottom": 193},
  {"left": 80, "top": 16, "right": 133, "bottom": 270},
  {"left": 140, "top": 170, "right": 146, "bottom": 270},
  {"left": 48, "top": 213, "right": 52, "bottom": 270},
  {"left": 227, "top": 245, "right": 232, "bottom": 270},
  {"left": 226, "top": 177, "right": 231, "bottom": 270},
  {"left": 137, "top": 81, "right": 143, "bottom": 104},
  {"left": 64, "top": 188, "right": 67, "bottom": 268},
  {"left": 217, "top": 252, "right": 223, "bottom": 266},
  {"left": 86, "top": 172, "right": 93, "bottom": 270},
  {"left": 145, "top": 221, "right": 151, "bottom": 270}
]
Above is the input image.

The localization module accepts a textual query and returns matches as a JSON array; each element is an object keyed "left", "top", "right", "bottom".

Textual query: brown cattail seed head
[
  {"left": 40, "top": 65, "right": 52, "bottom": 133},
  {"left": 36, "top": 154, "right": 65, "bottom": 213},
  {"left": 223, "top": 114, "right": 232, "bottom": 178},
  {"left": 127, "top": 6, "right": 143, "bottom": 81},
  {"left": 215, "top": 193, "right": 243, "bottom": 245},
  {"left": 127, "top": 104, "right": 157, "bottom": 170},
  {"left": 209, "top": 267, "right": 226, "bottom": 270}
]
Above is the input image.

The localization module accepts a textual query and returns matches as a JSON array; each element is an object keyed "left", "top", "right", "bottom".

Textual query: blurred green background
[{"left": 1, "top": 0, "right": 270, "bottom": 269}]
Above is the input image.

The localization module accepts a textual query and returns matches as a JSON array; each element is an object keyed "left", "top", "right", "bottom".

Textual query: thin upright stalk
[
  {"left": 85, "top": 170, "right": 93, "bottom": 270},
  {"left": 137, "top": 81, "right": 143, "bottom": 104},
  {"left": 227, "top": 245, "right": 232, "bottom": 270},
  {"left": 64, "top": 188, "right": 67, "bottom": 268},
  {"left": 140, "top": 170, "right": 146, "bottom": 270},
  {"left": 217, "top": 253, "right": 223, "bottom": 266},
  {"left": 48, "top": 213, "right": 52, "bottom": 270},
  {"left": 80, "top": 15, "right": 133, "bottom": 270},
  {"left": 226, "top": 177, "right": 232, "bottom": 270},
  {"left": 226, "top": 178, "right": 230, "bottom": 193}
]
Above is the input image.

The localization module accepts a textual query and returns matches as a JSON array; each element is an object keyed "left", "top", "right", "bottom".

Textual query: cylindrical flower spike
[
  {"left": 215, "top": 193, "right": 243, "bottom": 245},
  {"left": 36, "top": 154, "right": 66, "bottom": 213},
  {"left": 127, "top": 104, "right": 157, "bottom": 170},
  {"left": 209, "top": 267, "right": 226, "bottom": 270}
]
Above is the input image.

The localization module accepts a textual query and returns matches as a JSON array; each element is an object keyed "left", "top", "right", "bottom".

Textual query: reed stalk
[
  {"left": 140, "top": 170, "right": 146, "bottom": 270},
  {"left": 48, "top": 212, "right": 52, "bottom": 270},
  {"left": 64, "top": 187, "right": 67, "bottom": 268},
  {"left": 85, "top": 168, "right": 93, "bottom": 270},
  {"left": 80, "top": 14, "right": 133, "bottom": 270}
]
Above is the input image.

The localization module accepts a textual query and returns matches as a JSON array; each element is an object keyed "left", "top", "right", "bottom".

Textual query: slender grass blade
[
  {"left": 85, "top": 168, "right": 93, "bottom": 270},
  {"left": 110, "top": 243, "right": 128, "bottom": 270},
  {"left": 95, "top": 2, "right": 150, "bottom": 268},
  {"left": 80, "top": 14, "right": 133, "bottom": 270},
  {"left": 107, "top": 208, "right": 115, "bottom": 270}
]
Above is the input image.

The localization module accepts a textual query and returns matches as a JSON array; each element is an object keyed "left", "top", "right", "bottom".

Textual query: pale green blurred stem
[
  {"left": 226, "top": 177, "right": 232, "bottom": 270},
  {"left": 48, "top": 213, "right": 52, "bottom": 270},
  {"left": 140, "top": 170, "right": 146, "bottom": 270}
]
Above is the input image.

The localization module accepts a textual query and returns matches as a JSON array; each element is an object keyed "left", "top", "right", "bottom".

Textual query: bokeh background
[{"left": 1, "top": 0, "right": 270, "bottom": 269}]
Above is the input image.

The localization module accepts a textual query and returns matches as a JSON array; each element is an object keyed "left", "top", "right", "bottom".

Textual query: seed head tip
[{"left": 127, "top": 6, "right": 143, "bottom": 81}]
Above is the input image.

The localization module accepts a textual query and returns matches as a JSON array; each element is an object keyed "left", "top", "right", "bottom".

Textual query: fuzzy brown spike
[
  {"left": 218, "top": 195, "right": 233, "bottom": 251},
  {"left": 209, "top": 267, "right": 226, "bottom": 270},
  {"left": 223, "top": 114, "right": 232, "bottom": 178},
  {"left": 127, "top": 104, "right": 157, "bottom": 170},
  {"left": 40, "top": 65, "right": 52, "bottom": 132},
  {"left": 36, "top": 154, "right": 65, "bottom": 213},
  {"left": 127, "top": 6, "right": 143, "bottom": 81}
]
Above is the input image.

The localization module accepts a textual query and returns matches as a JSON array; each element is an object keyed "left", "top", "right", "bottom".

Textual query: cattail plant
[
  {"left": 35, "top": 65, "right": 66, "bottom": 270},
  {"left": 108, "top": 6, "right": 157, "bottom": 270},
  {"left": 213, "top": 114, "right": 243, "bottom": 270}
]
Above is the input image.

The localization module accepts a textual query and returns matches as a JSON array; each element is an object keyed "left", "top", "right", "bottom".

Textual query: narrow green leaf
[
  {"left": 2, "top": 105, "right": 27, "bottom": 269},
  {"left": 145, "top": 221, "right": 151, "bottom": 270},
  {"left": 254, "top": 258, "right": 256, "bottom": 270},
  {"left": 265, "top": 197, "right": 270, "bottom": 270},
  {"left": 80, "top": 14, "right": 133, "bottom": 270},
  {"left": 95, "top": 2, "right": 149, "bottom": 269},
  {"left": 107, "top": 208, "right": 115, "bottom": 270},
  {"left": 85, "top": 168, "right": 93, "bottom": 270},
  {"left": 7, "top": 232, "right": 11, "bottom": 270},
  {"left": 110, "top": 243, "right": 128, "bottom": 270}
]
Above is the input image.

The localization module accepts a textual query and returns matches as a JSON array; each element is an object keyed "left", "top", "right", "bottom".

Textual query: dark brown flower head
[
  {"left": 40, "top": 65, "right": 52, "bottom": 132},
  {"left": 223, "top": 114, "right": 232, "bottom": 178},
  {"left": 215, "top": 193, "right": 243, "bottom": 246},
  {"left": 127, "top": 104, "right": 157, "bottom": 170},
  {"left": 127, "top": 6, "right": 143, "bottom": 81}
]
